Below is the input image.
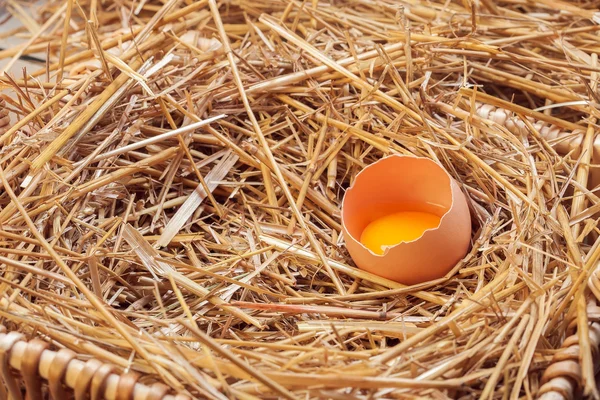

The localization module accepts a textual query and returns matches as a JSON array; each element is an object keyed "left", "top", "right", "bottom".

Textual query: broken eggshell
[{"left": 341, "top": 154, "right": 471, "bottom": 285}]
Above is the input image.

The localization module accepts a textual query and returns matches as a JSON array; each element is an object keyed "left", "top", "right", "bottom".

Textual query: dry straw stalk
[{"left": 1, "top": 0, "right": 600, "bottom": 399}]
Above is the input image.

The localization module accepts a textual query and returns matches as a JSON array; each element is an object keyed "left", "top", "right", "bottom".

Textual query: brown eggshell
[{"left": 341, "top": 154, "right": 471, "bottom": 285}]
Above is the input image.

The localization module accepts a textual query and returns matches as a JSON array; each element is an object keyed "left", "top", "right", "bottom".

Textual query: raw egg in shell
[{"left": 341, "top": 154, "right": 472, "bottom": 285}]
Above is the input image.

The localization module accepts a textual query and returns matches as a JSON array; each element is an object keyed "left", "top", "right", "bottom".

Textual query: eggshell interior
[{"left": 342, "top": 155, "right": 471, "bottom": 285}]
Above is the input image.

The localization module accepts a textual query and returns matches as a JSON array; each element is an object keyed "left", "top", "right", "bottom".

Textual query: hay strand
[{"left": 1, "top": 0, "right": 600, "bottom": 398}]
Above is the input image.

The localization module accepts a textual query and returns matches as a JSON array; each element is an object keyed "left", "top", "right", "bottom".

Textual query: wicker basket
[
  {"left": 2, "top": 307, "right": 599, "bottom": 400},
  {"left": 537, "top": 303, "right": 600, "bottom": 399},
  {"left": 0, "top": 326, "right": 189, "bottom": 400}
]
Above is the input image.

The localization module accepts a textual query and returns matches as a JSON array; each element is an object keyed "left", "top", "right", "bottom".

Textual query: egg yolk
[{"left": 360, "top": 211, "right": 441, "bottom": 255}]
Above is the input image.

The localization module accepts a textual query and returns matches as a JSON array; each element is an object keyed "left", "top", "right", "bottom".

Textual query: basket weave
[
  {"left": 0, "top": 325, "right": 189, "bottom": 400},
  {"left": 538, "top": 303, "right": 600, "bottom": 399},
  {"left": 1, "top": 314, "right": 598, "bottom": 400},
  {"left": 1, "top": 317, "right": 599, "bottom": 399},
  {"left": 0, "top": 98, "right": 9, "bottom": 136}
]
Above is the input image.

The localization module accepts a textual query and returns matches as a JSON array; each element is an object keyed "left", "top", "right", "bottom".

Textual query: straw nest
[{"left": 1, "top": 0, "right": 600, "bottom": 399}]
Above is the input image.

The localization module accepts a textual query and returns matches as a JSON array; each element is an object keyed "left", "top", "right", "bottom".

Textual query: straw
[{"left": 1, "top": 0, "right": 600, "bottom": 398}]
